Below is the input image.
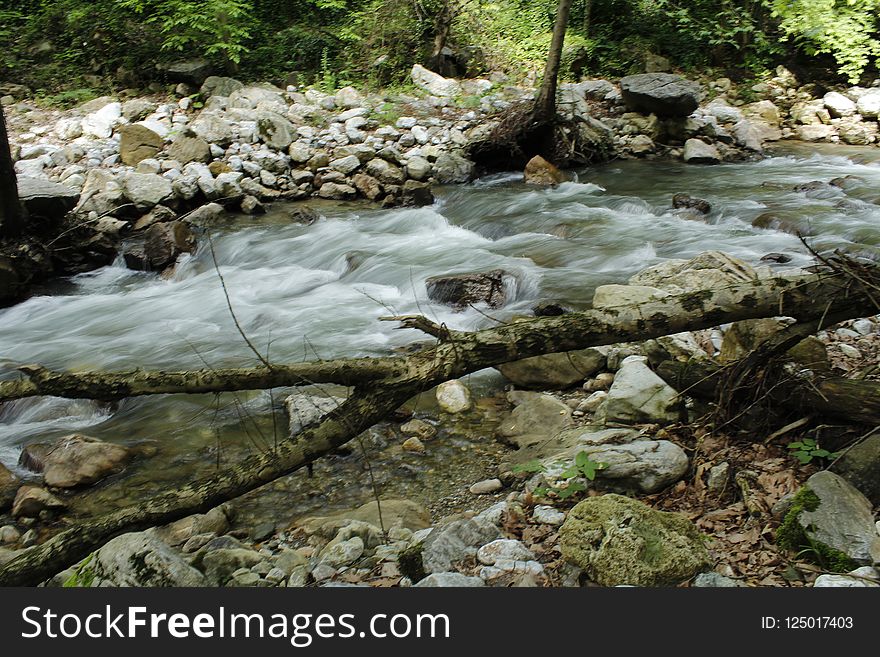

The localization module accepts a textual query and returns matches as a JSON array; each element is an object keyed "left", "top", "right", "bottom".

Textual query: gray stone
[
  {"left": 421, "top": 517, "right": 501, "bottom": 573},
  {"left": 190, "top": 114, "right": 236, "bottom": 146},
  {"left": 560, "top": 494, "right": 710, "bottom": 586},
  {"left": 414, "top": 572, "right": 485, "bottom": 587},
  {"left": 602, "top": 355, "right": 680, "bottom": 424},
  {"left": 144, "top": 221, "right": 195, "bottom": 270},
  {"left": 592, "top": 284, "right": 670, "bottom": 308},
  {"left": 256, "top": 111, "right": 296, "bottom": 150},
  {"left": 814, "top": 567, "right": 879, "bottom": 587},
  {"left": 620, "top": 73, "right": 701, "bottom": 117},
  {"left": 477, "top": 539, "right": 534, "bottom": 565},
  {"left": 163, "top": 59, "right": 213, "bottom": 86},
  {"left": 469, "top": 478, "right": 502, "bottom": 495},
  {"left": 426, "top": 269, "right": 509, "bottom": 309},
  {"left": 123, "top": 173, "right": 173, "bottom": 210},
  {"left": 200, "top": 76, "right": 244, "bottom": 98},
  {"left": 433, "top": 151, "right": 474, "bottom": 184},
  {"left": 411, "top": 64, "right": 461, "bottom": 97},
  {"left": 497, "top": 347, "right": 606, "bottom": 390},
  {"left": 497, "top": 392, "right": 572, "bottom": 447},
  {"left": 683, "top": 138, "right": 721, "bottom": 164},
  {"left": 202, "top": 548, "right": 265, "bottom": 584},
  {"left": 532, "top": 505, "right": 565, "bottom": 526},
  {"left": 285, "top": 391, "right": 346, "bottom": 436},
  {"left": 81, "top": 102, "right": 122, "bottom": 139},
  {"left": 318, "top": 536, "right": 364, "bottom": 569},
  {"left": 435, "top": 380, "right": 472, "bottom": 414},
  {"left": 405, "top": 156, "right": 432, "bottom": 181},
  {"left": 692, "top": 572, "right": 745, "bottom": 587},
  {"left": 401, "top": 419, "right": 436, "bottom": 441},
  {"left": 793, "top": 471, "right": 880, "bottom": 565},
  {"left": 707, "top": 462, "right": 730, "bottom": 495},
  {"left": 41, "top": 434, "right": 131, "bottom": 488},
  {"left": 823, "top": 91, "right": 857, "bottom": 118},
  {"left": 184, "top": 202, "right": 225, "bottom": 224},
  {"left": 317, "top": 182, "right": 357, "bottom": 200},
  {"left": 91, "top": 531, "right": 207, "bottom": 586},
  {"left": 16, "top": 177, "right": 79, "bottom": 219},
  {"left": 856, "top": 90, "right": 880, "bottom": 119},
  {"left": 830, "top": 431, "right": 880, "bottom": 505},
  {"left": 479, "top": 560, "right": 545, "bottom": 585},
  {"left": 0, "top": 525, "right": 21, "bottom": 544},
  {"left": 365, "top": 158, "right": 405, "bottom": 185},
  {"left": 329, "top": 154, "right": 362, "bottom": 175}
]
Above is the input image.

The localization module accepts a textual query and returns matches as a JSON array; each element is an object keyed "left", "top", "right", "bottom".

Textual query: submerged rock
[
  {"left": 426, "top": 269, "right": 510, "bottom": 309},
  {"left": 559, "top": 494, "right": 710, "bottom": 586},
  {"left": 435, "top": 380, "right": 472, "bottom": 414},
  {"left": 41, "top": 434, "right": 131, "bottom": 488}
]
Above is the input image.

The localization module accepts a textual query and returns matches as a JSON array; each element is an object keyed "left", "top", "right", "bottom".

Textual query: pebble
[
  {"left": 402, "top": 437, "right": 426, "bottom": 453},
  {"left": 852, "top": 319, "right": 874, "bottom": 336},
  {"left": 707, "top": 462, "right": 730, "bottom": 495},
  {"left": 836, "top": 328, "right": 860, "bottom": 339},
  {"left": 469, "top": 478, "right": 502, "bottom": 495},
  {"left": 838, "top": 343, "right": 862, "bottom": 359},
  {"left": 0, "top": 526, "right": 21, "bottom": 544}
]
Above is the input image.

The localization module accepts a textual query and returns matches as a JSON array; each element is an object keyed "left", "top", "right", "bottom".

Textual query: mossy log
[{"left": 0, "top": 270, "right": 874, "bottom": 585}]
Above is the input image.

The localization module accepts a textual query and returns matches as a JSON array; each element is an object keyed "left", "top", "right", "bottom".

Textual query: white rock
[
  {"left": 469, "top": 478, "right": 502, "bottom": 495},
  {"left": 81, "top": 102, "right": 123, "bottom": 139},
  {"left": 477, "top": 539, "right": 535, "bottom": 565},
  {"left": 852, "top": 319, "right": 874, "bottom": 336},
  {"left": 532, "top": 505, "right": 565, "bottom": 526},
  {"left": 838, "top": 344, "right": 862, "bottom": 359},
  {"left": 824, "top": 91, "right": 857, "bottom": 118},
  {"left": 592, "top": 284, "right": 669, "bottom": 308},
  {"left": 602, "top": 355, "right": 680, "bottom": 424},
  {"left": 814, "top": 567, "right": 880, "bottom": 587},
  {"left": 436, "top": 380, "right": 472, "bottom": 413},
  {"left": 411, "top": 64, "right": 462, "bottom": 98},
  {"left": 415, "top": 573, "right": 485, "bottom": 587}
]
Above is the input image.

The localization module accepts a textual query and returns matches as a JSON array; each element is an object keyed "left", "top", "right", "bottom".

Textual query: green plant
[
  {"left": 786, "top": 438, "right": 839, "bottom": 465},
  {"left": 63, "top": 553, "right": 96, "bottom": 587},
  {"left": 513, "top": 450, "right": 607, "bottom": 500},
  {"left": 35, "top": 88, "right": 101, "bottom": 109},
  {"left": 317, "top": 47, "right": 338, "bottom": 93}
]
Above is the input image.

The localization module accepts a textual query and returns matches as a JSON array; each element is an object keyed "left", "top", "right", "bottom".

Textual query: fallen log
[{"left": 0, "top": 270, "right": 874, "bottom": 585}]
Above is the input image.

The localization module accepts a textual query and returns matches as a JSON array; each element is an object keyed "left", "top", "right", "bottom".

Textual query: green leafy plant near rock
[
  {"left": 62, "top": 553, "right": 96, "bottom": 587},
  {"left": 514, "top": 451, "right": 607, "bottom": 500},
  {"left": 775, "top": 487, "right": 858, "bottom": 573},
  {"left": 786, "top": 437, "right": 839, "bottom": 465}
]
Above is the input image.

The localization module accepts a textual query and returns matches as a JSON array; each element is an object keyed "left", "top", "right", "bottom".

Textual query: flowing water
[{"left": 2, "top": 141, "right": 880, "bottom": 527}]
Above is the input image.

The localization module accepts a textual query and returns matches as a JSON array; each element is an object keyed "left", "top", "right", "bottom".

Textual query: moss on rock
[{"left": 559, "top": 493, "right": 710, "bottom": 586}]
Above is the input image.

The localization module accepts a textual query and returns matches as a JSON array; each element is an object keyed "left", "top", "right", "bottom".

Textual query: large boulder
[
  {"left": 830, "top": 431, "right": 880, "bottom": 505},
  {"left": 600, "top": 355, "right": 681, "bottom": 424},
  {"left": 497, "top": 392, "right": 573, "bottom": 449},
  {"left": 89, "top": 531, "right": 208, "bottom": 586},
  {"left": 559, "top": 494, "right": 710, "bottom": 586},
  {"left": 190, "top": 113, "right": 236, "bottom": 146},
  {"left": 523, "top": 155, "right": 566, "bottom": 186},
  {"left": 777, "top": 471, "right": 880, "bottom": 567},
  {"left": 433, "top": 151, "right": 474, "bottom": 184},
  {"left": 823, "top": 91, "right": 857, "bottom": 118},
  {"left": 620, "top": 73, "right": 701, "bottom": 118},
  {"left": 410, "top": 64, "right": 462, "bottom": 97},
  {"left": 16, "top": 177, "right": 79, "bottom": 219},
  {"left": 256, "top": 111, "right": 296, "bottom": 150},
  {"left": 496, "top": 348, "right": 606, "bottom": 389},
  {"left": 682, "top": 138, "right": 720, "bottom": 164},
  {"left": 628, "top": 251, "right": 757, "bottom": 294},
  {"left": 143, "top": 220, "right": 196, "bottom": 270},
  {"left": 426, "top": 269, "right": 510, "bottom": 309},
  {"left": 166, "top": 135, "right": 212, "bottom": 164},
  {"left": 118, "top": 124, "right": 164, "bottom": 166},
  {"left": 856, "top": 90, "right": 880, "bottom": 119},
  {"left": 81, "top": 102, "right": 122, "bottom": 139},
  {"left": 0, "top": 462, "right": 18, "bottom": 511},
  {"left": 41, "top": 434, "right": 131, "bottom": 488},
  {"left": 123, "top": 173, "right": 173, "bottom": 210},
  {"left": 200, "top": 76, "right": 244, "bottom": 98},
  {"left": 161, "top": 59, "right": 213, "bottom": 86}
]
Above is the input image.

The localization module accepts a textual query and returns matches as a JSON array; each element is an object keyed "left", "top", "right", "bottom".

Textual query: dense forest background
[{"left": 1, "top": 0, "right": 879, "bottom": 103}]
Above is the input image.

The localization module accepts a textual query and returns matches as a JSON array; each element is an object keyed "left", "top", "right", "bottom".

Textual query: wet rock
[
  {"left": 287, "top": 205, "right": 320, "bottom": 225},
  {"left": 90, "top": 531, "right": 207, "bottom": 586},
  {"left": 144, "top": 220, "right": 196, "bottom": 270},
  {"left": 240, "top": 195, "right": 265, "bottom": 215},
  {"left": 118, "top": 124, "right": 164, "bottom": 167},
  {"left": 400, "top": 179, "right": 434, "bottom": 207},
  {"left": 601, "top": 355, "right": 681, "bottom": 424},
  {"left": 682, "top": 138, "right": 720, "bottom": 164},
  {"left": 780, "top": 471, "right": 880, "bottom": 566},
  {"left": 671, "top": 193, "right": 711, "bottom": 215},
  {"left": 420, "top": 517, "right": 501, "bottom": 574},
  {"left": 523, "top": 155, "right": 566, "bottom": 186},
  {"left": 414, "top": 572, "right": 485, "bottom": 587},
  {"left": 0, "top": 462, "right": 20, "bottom": 511},
  {"left": 830, "top": 431, "right": 880, "bottom": 505},
  {"left": 752, "top": 211, "right": 815, "bottom": 237},
  {"left": 41, "top": 434, "right": 131, "bottom": 488},
  {"left": 12, "top": 486, "right": 66, "bottom": 518},
  {"left": 351, "top": 173, "right": 383, "bottom": 200},
  {"left": 426, "top": 269, "right": 509, "bottom": 309},
  {"left": 620, "top": 73, "right": 701, "bottom": 118},
  {"left": 16, "top": 177, "right": 79, "bottom": 219},
  {"left": 402, "top": 437, "right": 426, "bottom": 453},
  {"left": 497, "top": 347, "right": 606, "bottom": 390},
  {"left": 436, "top": 380, "right": 472, "bottom": 414},
  {"left": 401, "top": 419, "right": 436, "bottom": 441},
  {"left": 469, "top": 478, "right": 502, "bottom": 495},
  {"left": 559, "top": 494, "right": 710, "bottom": 586},
  {"left": 405, "top": 156, "right": 432, "bottom": 181},
  {"left": 433, "top": 151, "right": 474, "bottom": 184},
  {"left": 185, "top": 202, "right": 225, "bottom": 225},
  {"left": 497, "top": 392, "right": 572, "bottom": 447},
  {"left": 760, "top": 252, "right": 792, "bottom": 264}
]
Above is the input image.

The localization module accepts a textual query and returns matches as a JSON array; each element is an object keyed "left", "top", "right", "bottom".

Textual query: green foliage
[
  {"left": 786, "top": 437, "right": 840, "bottom": 465},
  {"left": 768, "top": 0, "right": 880, "bottom": 83},
  {"left": 513, "top": 451, "right": 607, "bottom": 501},
  {"left": 35, "top": 88, "right": 101, "bottom": 109},
  {"left": 63, "top": 553, "right": 96, "bottom": 587}
]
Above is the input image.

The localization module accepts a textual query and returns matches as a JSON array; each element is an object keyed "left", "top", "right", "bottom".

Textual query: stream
[{"left": 2, "top": 141, "right": 880, "bottom": 529}]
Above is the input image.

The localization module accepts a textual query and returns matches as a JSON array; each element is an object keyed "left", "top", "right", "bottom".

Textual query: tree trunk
[
  {"left": 0, "top": 103, "right": 23, "bottom": 239},
  {"left": 427, "top": 1, "right": 455, "bottom": 74},
  {"left": 0, "top": 270, "right": 874, "bottom": 585},
  {"left": 533, "top": 0, "right": 574, "bottom": 123}
]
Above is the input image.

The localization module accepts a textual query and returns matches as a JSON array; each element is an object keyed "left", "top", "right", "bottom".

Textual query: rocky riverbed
[{"left": 1, "top": 64, "right": 880, "bottom": 587}]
